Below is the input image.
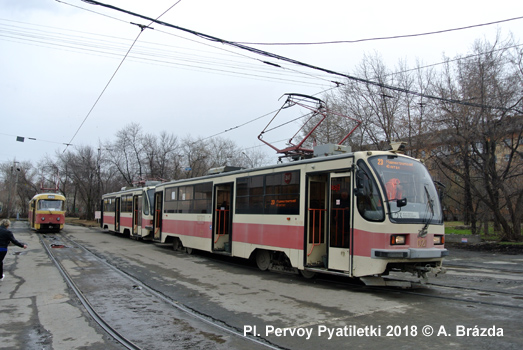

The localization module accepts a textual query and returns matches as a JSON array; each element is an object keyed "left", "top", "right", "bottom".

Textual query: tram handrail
[
  {"left": 307, "top": 208, "right": 326, "bottom": 256},
  {"left": 214, "top": 209, "right": 229, "bottom": 243}
]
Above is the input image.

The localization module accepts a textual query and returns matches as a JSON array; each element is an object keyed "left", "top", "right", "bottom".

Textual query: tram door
[
  {"left": 328, "top": 173, "right": 353, "bottom": 273},
  {"left": 115, "top": 197, "right": 121, "bottom": 232},
  {"left": 153, "top": 192, "right": 163, "bottom": 240},
  {"left": 133, "top": 195, "right": 142, "bottom": 236},
  {"left": 305, "top": 175, "right": 328, "bottom": 267},
  {"left": 213, "top": 183, "right": 233, "bottom": 253}
]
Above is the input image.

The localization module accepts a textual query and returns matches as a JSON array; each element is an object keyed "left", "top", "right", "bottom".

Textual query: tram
[
  {"left": 100, "top": 95, "right": 448, "bottom": 285},
  {"left": 28, "top": 193, "right": 66, "bottom": 232},
  {"left": 101, "top": 183, "right": 157, "bottom": 240},
  {"left": 150, "top": 144, "right": 447, "bottom": 285}
]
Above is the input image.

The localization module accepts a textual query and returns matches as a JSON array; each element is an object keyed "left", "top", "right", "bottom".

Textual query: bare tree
[
  {"left": 142, "top": 131, "right": 180, "bottom": 180},
  {"left": 58, "top": 146, "right": 99, "bottom": 220},
  {"left": 179, "top": 136, "right": 210, "bottom": 178},
  {"left": 105, "top": 123, "right": 144, "bottom": 186},
  {"left": 433, "top": 35, "right": 523, "bottom": 240},
  {"left": 0, "top": 160, "right": 37, "bottom": 218}
]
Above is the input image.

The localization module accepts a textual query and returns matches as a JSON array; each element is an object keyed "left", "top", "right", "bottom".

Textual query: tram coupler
[{"left": 414, "top": 264, "right": 447, "bottom": 278}]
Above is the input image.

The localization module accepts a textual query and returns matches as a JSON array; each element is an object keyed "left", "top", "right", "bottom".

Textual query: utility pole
[{"left": 7, "top": 161, "right": 20, "bottom": 218}]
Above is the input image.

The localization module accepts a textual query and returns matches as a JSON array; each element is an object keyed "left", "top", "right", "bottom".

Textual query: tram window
[
  {"left": 266, "top": 172, "right": 299, "bottom": 194},
  {"left": 164, "top": 187, "right": 178, "bottom": 213},
  {"left": 164, "top": 184, "right": 212, "bottom": 214},
  {"left": 236, "top": 178, "right": 249, "bottom": 196},
  {"left": 104, "top": 198, "right": 115, "bottom": 212},
  {"left": 121, "top": 195, "right": 133, "bottom": 212},
  {"left": 265, "top": 195, "right": 299, "bottom": 214},
  {"left": 368, "top": 155, "right": 443, "bottom": 224},
  {"left": 236, "top": 175, "right": 264, "bottom": 214},
  {"left": 166, "top": 187, "right": 177, "bottom": 201},
  {"left": 38, "top": 200, "right": 63, "bottom": 211},
  {"left": 142, "top": 194, "right": 149, "bottom": 215},
  {"left": 194, "top": 182, "right": 212, "bottom": 213},
  {"left": 249, "top": 176, "right": 264, "bottom": 196},
  {"left": 178, "top": 186, "right": 193, "bottom": 213},
  {"left": 249, "top": 195, "right": 265, "bottom": 214},
  {"left": 147, "top": 189, "right": 155, "bottom": 215},
  {"left": 236, "top": 171, "right": 300, "bottom": 215},
  {"left": 235, "top": 196, "right": 249, "bottom": 212},
  {"left": 330, "top": 177, "right": 351, "bottom": 248},
  {"left": 355, "top": 161, "right": 384, "bottom": 222}
]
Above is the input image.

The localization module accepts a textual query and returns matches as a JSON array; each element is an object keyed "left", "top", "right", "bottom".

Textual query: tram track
[
  {"left": 40, "top": 234, "right": 141, "bottom": 350},
  {"left": 306, "top": 265, "right": 523, "bottom": 310},
  {"left": 156, "top": 240, "right": 523, "bottom": 310},
  {"left": 39, "top": 232, "right": 285, "bottom": 350},
  {"left": 378, "top": 262, "right": 523, "bottom": 309}
]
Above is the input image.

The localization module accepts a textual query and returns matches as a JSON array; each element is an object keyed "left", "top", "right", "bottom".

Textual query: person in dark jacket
[{"left": 0, "top": 219, "right": 27, "bottom": 281}]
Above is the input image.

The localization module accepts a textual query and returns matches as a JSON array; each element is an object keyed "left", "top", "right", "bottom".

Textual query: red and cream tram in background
[
  {"left": 28, "top": 193, "right": 66, "bottom": 232},
  {"left": 101, "top": 183, "right": 157, "bottom": 240},
  {"left": 142, "top": 144, "right": 447, "bottom": 285}
]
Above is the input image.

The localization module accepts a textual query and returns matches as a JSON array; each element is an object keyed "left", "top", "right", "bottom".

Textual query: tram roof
[
  {"left": 30, "top": 192, "right": 66, "bottom": 201},
  {"left": 155, "top": 149, "right": 417, "bottom": 189},
  {"left": 102, "top": 149, "right": 419, "bottom": 197}
]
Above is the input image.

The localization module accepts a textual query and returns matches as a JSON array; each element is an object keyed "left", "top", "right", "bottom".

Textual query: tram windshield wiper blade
[{"left": 419, "top": 185, "right": 434, "bottom": 237}]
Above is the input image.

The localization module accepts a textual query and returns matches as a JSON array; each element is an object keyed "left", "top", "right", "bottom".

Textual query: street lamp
[{"left": 241, "top": 152, "right": 254, "bottom": 168}]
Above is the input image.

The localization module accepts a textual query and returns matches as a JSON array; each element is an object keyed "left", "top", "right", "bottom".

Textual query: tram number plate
[{"left": 417, "top": 238, "right": 427, "bottom": 247}]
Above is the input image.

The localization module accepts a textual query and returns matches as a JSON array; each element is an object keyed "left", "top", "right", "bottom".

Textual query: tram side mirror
[
  {"left": 396, "top": 198, "right": 407, "bottom": 208},
  {"left": 355, "top": 169, "right": 368, "bottom": 196}
]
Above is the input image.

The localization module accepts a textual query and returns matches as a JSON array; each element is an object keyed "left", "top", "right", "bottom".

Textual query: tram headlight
[
  {"left": 390, "top": 235, "right": 406, "bottom": 245},
  {"left": 433, "top": 235, "right": 444, "bottom": 245},
  {"left": 41, "top": 217, "right": 45, "bottom": 221},
  {"left": 56, "top": 217, "right": 60, "bottom": 221}
]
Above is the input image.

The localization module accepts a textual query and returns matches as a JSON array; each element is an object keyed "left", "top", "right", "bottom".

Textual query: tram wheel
[
  {"left": 299, "top": 269, "right": 316, "bottom": 279},
  {"left": 256, "top": 250, "right": 271, "bottom": 271},
  {"left": 185, "top": 247, "right": 193, "bottom": 255},
  {"left": 172, "top": 238, "right": 182, "bottom": 251}
]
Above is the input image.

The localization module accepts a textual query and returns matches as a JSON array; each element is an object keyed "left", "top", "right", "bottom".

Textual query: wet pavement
[
  {"left": 0, "top": 221, "right": 123, "bottom": 350},
  {"left": 1, "top": 221, "right": 523, "bottom": 350}
]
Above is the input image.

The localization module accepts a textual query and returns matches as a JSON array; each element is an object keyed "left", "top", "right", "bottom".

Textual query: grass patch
[
  {"left": 498, "top": 241, "right": 523, "bottom": 246},
  {"left": 445, "top": 227, "right": 472, "bottom": 235}
]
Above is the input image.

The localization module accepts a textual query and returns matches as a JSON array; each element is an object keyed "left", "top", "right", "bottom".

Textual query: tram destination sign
[{"left": 376, "top": 158, "right": 415, "bottom": 171}]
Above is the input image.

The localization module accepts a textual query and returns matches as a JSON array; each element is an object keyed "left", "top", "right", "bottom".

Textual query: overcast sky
[{"left": 1, "top": 0, "right": 521, "bottom": 165}]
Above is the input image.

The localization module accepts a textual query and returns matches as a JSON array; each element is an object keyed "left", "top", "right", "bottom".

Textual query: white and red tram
[
  {"left": 151, "top": 145, "right": 447, "bottom": 285},
  {"left": 101, "top": 184, "right": 157, "bottom": 240}
]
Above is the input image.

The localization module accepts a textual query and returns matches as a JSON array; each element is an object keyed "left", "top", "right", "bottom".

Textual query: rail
[{"left": 39, "top": 235, "right": 142, "bottom": 350}]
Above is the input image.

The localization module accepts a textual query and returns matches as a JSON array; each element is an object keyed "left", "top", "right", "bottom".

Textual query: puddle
[{"left": 50, "top": 244, "right": 67, "bottom": 248}]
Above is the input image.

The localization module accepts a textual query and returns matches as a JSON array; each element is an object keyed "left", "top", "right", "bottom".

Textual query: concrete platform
[{"left": 0, "top": 221, "right": 121, "bottom": 350}]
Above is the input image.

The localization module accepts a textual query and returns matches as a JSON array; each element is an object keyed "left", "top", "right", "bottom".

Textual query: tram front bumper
[{"left": 371, "top": 248, "right": 449, "bottom": 259}]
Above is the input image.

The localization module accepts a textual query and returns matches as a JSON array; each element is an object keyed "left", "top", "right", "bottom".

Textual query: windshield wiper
[{"left": 419, "top": 185, "right": 434, "bottom": 237}]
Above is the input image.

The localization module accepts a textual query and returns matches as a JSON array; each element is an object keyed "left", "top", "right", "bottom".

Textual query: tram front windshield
[
  {"left": 38, "top": 200, "right": 64, "bottom": 211},
  {"left": 368, "top": 155, "right": 443, "bottom": 224}
]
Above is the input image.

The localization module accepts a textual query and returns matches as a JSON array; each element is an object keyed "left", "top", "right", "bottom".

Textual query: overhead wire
[
  {"left": 78, "top": 0, "right": 523, "bottom": 114},
  {"left": 52, "top": 0, "right": 338, "bottom": 86},
  {"left": 0, "top": 19, "right": 330, "bottom": 87},
  {"left": 235, "top": 15, "right": 523, "bottom": 45},
  {"left": 0, "top": 132, "right": 72, "bottom": 146},
  {"left": 62, "top": 32, "right": 144, "bottom": 153},
  {"left": 63, "top": 0, "right": 188, "bottom": 153},
  {"left": 4, "top": 7, "right": 520, "bottom": 152},
  {"left": 6, "top": 3, "right": 519, "bottom": 154}
]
